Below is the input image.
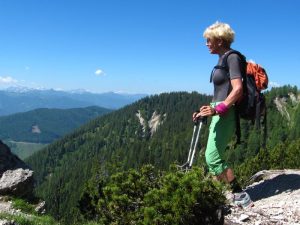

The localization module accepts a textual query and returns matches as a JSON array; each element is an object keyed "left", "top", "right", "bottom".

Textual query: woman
[{"left": 193, "top": 21, "right": 253, "bottom": 208}]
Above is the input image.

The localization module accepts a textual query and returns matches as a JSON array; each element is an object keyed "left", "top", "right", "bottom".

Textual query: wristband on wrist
[{"left": 214, "top": 103, "right": 229, "bottom": 116}]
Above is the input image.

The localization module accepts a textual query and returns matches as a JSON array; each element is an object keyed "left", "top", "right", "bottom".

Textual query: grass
[
  {"left": 0, "top": 197, "right": 59, "bottom": 225},
  {"left": 1, "top": 197, "right": 104, "bottom": 225},
  {"left": 11, "top": 198, "right": 37, "bottom": 215},
  {"left": 0, "top": 212, "right": 59, "bottom": 225},
  {"left": 3, "top": 140, "right": 47, "bottom": 159}
]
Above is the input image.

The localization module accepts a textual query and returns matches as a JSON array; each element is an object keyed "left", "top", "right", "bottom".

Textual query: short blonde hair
[{"left": 203, "top": 22, "right": 235, "bottom": 46}]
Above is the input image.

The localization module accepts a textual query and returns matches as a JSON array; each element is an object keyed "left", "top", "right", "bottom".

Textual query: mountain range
[{"left": 0, "top": 87, "right": 147, "bottom": 116}]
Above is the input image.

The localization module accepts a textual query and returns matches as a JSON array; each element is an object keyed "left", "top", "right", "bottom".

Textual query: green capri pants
[{"left": 205, "top": 102, "right": 236, "bottom": 176}]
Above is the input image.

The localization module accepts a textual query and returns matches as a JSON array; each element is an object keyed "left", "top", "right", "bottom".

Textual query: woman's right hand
[{"left": 196, "top": 105, "right": 216, "bottom": 117}]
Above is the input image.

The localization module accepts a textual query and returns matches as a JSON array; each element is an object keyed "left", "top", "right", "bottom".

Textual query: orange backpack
[
  {"left": 213, "top": 50, "right": 269, "bottom": 147},
  {"left": 246, "top": 62, "right": 269, "bottom": 91}
]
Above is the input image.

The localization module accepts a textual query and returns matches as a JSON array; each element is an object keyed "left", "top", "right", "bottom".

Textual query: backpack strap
[
  {"left": 235, "top": 107, "right": 241, "bottom": 145},
  {"left": 210, "top": 50, "right": 247, "bottom": 82}
]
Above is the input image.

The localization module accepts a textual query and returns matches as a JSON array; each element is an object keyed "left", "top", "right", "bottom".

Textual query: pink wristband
[{"left": 214, "top": 103, "right": 229, "bottom": 116}]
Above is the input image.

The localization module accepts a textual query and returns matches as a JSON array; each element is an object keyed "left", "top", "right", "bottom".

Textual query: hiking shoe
[{"left": 233, "top": 191, "right": 254, "bottom": 209}]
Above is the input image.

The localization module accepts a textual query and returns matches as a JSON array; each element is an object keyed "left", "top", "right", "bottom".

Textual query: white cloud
[
  {"left": 95, "top": 69, "right": 105, "bottom": 76},
  {"left": 0, "top": 76, "right": 18, "bottom": 85},
  {"left": 269, "top": 81, "right": 281, "bottom": 88},
  {"left": 248, "top": 59, "right": 256, "bottom": 63}
]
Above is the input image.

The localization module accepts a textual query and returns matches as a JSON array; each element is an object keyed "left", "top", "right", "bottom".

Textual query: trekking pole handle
[
  {"left": 198, "top": 115, "right": 207, "bottom": 124},
  {"left": 193, "top": 110, "right": 207, "bottom": 125}
]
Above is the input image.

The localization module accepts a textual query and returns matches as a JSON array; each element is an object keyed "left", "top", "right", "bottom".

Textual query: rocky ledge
[{"left": 225, "top": 169, "right": 300, "bottom": 225}]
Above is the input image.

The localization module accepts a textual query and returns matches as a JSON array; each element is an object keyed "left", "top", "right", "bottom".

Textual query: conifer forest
[{"left": 25, "top": 86, "right": 300, "bottom": 224}]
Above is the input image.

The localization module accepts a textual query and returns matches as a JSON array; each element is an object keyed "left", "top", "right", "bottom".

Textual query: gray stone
[
  {"left": 294, "top": 208, "right": 300, "bottom": 220},
  {"left": 239, "top": 214, "right": 250, "bottom": 222},
  {"left": 35, "top": 201, "right": 46, "bottom": 214},
  {"left": 0, "top": 140, "right": 34, "bottom": 198},
  {"left": 225, "top": 169, "right": 300, "bottom": 225},
  {"left": 0, "top": 168, "right": 34, "bottom": 198},
  {"left": 0, "top": 220, "right": 17, "bottom": 225}
]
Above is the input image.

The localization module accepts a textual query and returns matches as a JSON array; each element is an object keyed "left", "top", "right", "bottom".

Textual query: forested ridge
[
  {"left": 0, "top": 106, "right": 112, "bottom": 143},
  {"left": 25, "top": 86, "right": 300, "bottom": 224}
]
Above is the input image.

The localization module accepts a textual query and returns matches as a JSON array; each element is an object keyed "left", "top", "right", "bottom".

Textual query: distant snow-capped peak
[{"left": 2, "top": 86, "right": 38, "bottom": 93}]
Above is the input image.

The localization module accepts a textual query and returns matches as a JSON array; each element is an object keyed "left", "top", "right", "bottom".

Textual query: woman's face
[{"left": 205, "top": 38, "right": 221, "bottom": 54}]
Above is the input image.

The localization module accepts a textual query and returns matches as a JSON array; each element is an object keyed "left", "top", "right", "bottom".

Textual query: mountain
[
  {"left": 0, "top": 88, "right": 147, "bottom": 116},
  {"left": 24, "top": 86, "right": 300, "bottom": 223},
  {"left": 0, "top": 106, "right": 112, "bottom": 159},
  {"left": 0, "top": 106, "right": 112, "bottom": 143}
]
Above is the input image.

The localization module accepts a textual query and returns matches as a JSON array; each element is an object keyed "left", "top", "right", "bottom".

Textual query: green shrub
[
  {"left": 79, "top": 165, "right": 226, "bottom": 225},
  {"left": 12, "top": 198, "right": 36, "bottom": 215},
  {"left": 143, "top": 167, "right": 225, "bottom": 225}
]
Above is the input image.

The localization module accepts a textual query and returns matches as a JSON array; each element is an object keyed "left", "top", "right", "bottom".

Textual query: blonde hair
[{"left": 203, "top": 22, "right": 235, "bottom": 46}]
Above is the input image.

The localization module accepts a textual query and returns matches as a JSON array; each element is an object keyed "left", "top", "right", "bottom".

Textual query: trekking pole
[
  {"left": 177, "top": 122, "right": 198, "bottom": 171},
  {"left": 177, "top": 115, "right": 207, "bottom": 171},
  {"left": 188, "top": 119, "right": 203, "bottom": 168},
  {"left": 186, "top": 124, "right": 198, "bottom": 166}
]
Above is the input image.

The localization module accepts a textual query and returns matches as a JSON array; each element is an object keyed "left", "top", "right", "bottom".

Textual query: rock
[
  {"left": 239, "top": 214, "right": 249, "bottom": 222},
  {"left": 0, "top": 220, "right": 17, "bottom": 225},
  {"left": 0, "top": 140, "right": 34, "bottom": 198},
  {"left": 135, "top": 110, "right": 166, "bottom": 137},
  {"left": 294, "top": 208, "right": 300, "bottom": 220},
  {"left": 224, "top": 169, "right": 300, "bottom": 225},
  {"left": 35, "top": 201, "right": 46, "bottom": 214},
  {"left": 0, "top": 168, "right": 34, "bottom": 198},
  {"left": 0, "top": 200, "right": 12, "bottom": 213}
]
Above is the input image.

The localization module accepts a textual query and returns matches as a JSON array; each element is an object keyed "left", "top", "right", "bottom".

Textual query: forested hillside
[
  {"left": 1, "top": 106, "right": 112, "bottom": 159},
  {"left": 25, "top": 86, "right": 300, "bottom": 224},
  {"left": 233, "top": 85, "right": 300, "bottom": 183},
  {"left": 0, "top": 106, "right": 112, "bottom": 143},
  {"left": 26, "top": 92, "right": 212, "bottom": 222}
]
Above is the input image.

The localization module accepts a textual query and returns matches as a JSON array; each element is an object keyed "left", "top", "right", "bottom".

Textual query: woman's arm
[
  {"left": 223, "top": 78, "right": 243, "bottom": 107},
  {"left": 195, "top": 78, "right": 243, "bottom": 119}
]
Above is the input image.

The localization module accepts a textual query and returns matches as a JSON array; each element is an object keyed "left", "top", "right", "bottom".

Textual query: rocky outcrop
[
  {"left": 148, "top": 111, "right": 167, "bottom": 136},
  {"left": 0, "top": 140, "right": 34, "bottom": 198},
  {"left": 274, "top": 93, "right": 300, "bottom": 123},
  {"left": 288, "top": 93, "right": 300, "bottom": 106},
  {"left": 136, "top": 110, "right": 147, "bottom": 133},
  {"left": 135, "top": 110, "right": 167, "bottom": 137},
  {"left": 0, "top": 168, "right": 34, "bottom": 198},
  {"left": 225, "top": 169, "right": 300, "bottom": 224},
  {"left": 274, "top": 97, "right": 291, "bottom": 121}
]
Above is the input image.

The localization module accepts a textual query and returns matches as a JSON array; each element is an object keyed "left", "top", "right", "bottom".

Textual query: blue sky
[{"left": 0, "top": 0, "right": 299, "bottom": 95}]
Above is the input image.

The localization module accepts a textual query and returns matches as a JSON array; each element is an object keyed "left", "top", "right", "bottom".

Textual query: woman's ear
[{"left": 217, "top": 39, "right": 223, "bottom": 47}]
